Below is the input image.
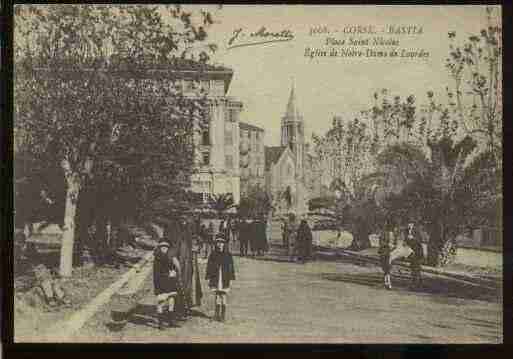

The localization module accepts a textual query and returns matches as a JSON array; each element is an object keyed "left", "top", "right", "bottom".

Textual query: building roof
[
  {"left": 265, "top": 146, "right": 288, "bottom": 171},
  {"left": 33, "top": 58, "right": 235, "bottom": 93},
  {"left": 239, "top": 122, "right": 265, "bottom": 132},
  {"left": 283, "top": 83, "right": 302, "bottom": 122}
]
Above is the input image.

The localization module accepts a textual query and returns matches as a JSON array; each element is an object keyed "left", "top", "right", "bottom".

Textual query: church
[{"left": 264, "top": 84, "right": 313, "bottom": 216}]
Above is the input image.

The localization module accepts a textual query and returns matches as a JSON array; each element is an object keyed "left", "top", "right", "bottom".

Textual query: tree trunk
[
  {"left": 427, "top": 222, "right": 442, "bottom": 267},
  {"left": 59, "top": 174, "right": 81, "bottom": 277},
  {"left": 349, "top": 219, "right": 371, "bottom": 251},
  {"left": 95, "top": 212, "right": 108, "bottom": 265},
  {"left": 427, "top": 221, "right": 457, "bottom": 267}
]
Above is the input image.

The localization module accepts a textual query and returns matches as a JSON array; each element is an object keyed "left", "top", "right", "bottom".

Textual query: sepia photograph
[{"left": 12, "top": 4, "right": 502, "bottom": 343}]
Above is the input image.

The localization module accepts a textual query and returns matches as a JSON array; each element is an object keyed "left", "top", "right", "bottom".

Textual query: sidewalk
[
  {"left": 313, "top": 245, "right": 501, "bottom": 291},
  {"left": 14, "top": 224, "right": 157, "bottom": 342}
]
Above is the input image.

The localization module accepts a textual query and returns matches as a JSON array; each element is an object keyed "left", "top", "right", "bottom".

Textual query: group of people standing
[
  {"left": 196, "top": 217, "right": 270, "bottom": 259},
  {"left": 237, "top": 219, "right": 269, "bottom": 257},
  {"left": 378, "top": 218, "right": 425, "bottom": 290},
  {"left": 152, "top": 216, "right": 236, "bottom": 329},
  {"left": 281, "top": 216, "right": 314, "bottom": 263}
]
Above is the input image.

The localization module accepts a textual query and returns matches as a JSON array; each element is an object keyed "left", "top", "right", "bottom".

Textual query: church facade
[{"left": 264, "top": 84, "right": 313, "bottom": 216}]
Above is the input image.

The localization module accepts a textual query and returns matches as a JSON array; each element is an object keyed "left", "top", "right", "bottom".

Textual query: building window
[
  {"left": 227, "top": 109, "right": 239, "bottom": 123},
  {"left": 202, "top": 130, "right": 210, "bottom": 146},
  {"left": 225, "top": 122, "right": 233, "bottom": 145},
  {"left": 202, "top": 152, "right": 210, "bottom": 166},
  {"left": 201, "top": 80, "right": 210, "bottom": 92},
  {"left": 201, "top": 181, "right": 211, "bottom": 203},
  {"left": 183, "top": 80, "right": 194, "bottom": 92},
  {"left": 225, "top": 133, "right": 233, "bottom": 145},
  {"left": 225, "top": 155, "right": 233, "bottom": 169}
]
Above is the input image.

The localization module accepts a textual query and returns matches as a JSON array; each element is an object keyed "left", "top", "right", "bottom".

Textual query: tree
[
  {"left": 14, "top": 5, "right": 217, "bottom": 276},
  {"left": 374, "top": 135, "right": 478, "bottom": 266},
  {"left": 445, "top": 6, "right": 502, "bottom": 172},
  {"left": 312, "top": 117, "right": 374, "bottom": 199},
  {"left": 311, "top": 132, "right": 330, "bottom": 197},
  {"left": 208, "top": 193, "right": 236, "bottom": 217}
]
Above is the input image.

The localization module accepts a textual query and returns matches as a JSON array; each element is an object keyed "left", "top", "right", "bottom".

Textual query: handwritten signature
[{"left": 227, "top": 26, "right": 294, "bottom": 50}]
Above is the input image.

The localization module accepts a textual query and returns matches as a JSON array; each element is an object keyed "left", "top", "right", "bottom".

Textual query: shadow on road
[
  {"left": 125, "top": 304, "right": 159, "bottom": 329},
  {"left": 122, "top": 304, "right": 211, "bottom": 330},
  {"left": 319, "top": 269, "right": 500, "bottom": 303}
]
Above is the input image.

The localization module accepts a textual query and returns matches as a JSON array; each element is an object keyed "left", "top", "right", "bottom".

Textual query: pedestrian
[
  {"left": 282, "top": 219, "right": 289, "bottom": 248},
  {"left": 239, "top": 219, "right": 249, "bottom": 257},
  {"left": 198, "top": 223, "right": 208, "bottom": 258},
  {"left": 206, "top": 222, "right": 215, "bottom": 258},
  {"left": 287, "top": 213, "right": 298, "bottom": 261},
  {"left": 405, "top": 221, "right": 424, "bottom": 287},
  {"left": 379, "top": 218, "right": 395, "bottom": 290},
  {"left": 305, "top": 219, "right": 314, "bottom": 260},
  {"left": 205, "top": 234, "right": 236, "bottom": 322},
  {"left": 231, "top": 218, "right": 239, "bottom": 253},
  {"left": 225, "top": 217, "right": 233, "bottom": 252},
  {"left": 384, "top": 221, "right": 418, "bottom": 290},
  {"left": 153, "top": 240, "right": 181, "bottom": 329},
  {"left": 255, "top": 219, "right": 268, "bottom": 256},
  {"left": 296, "top": 219, "right": 312, "bottom": 263},
  {"left": 248, "top": 219, "right": 258, "bottom": 257},
  {"left": 266, "top": 213, "right": 272, "bottom": 251},
  {"left": 177, "top": 218, "right": 194, "bottom": 318}
]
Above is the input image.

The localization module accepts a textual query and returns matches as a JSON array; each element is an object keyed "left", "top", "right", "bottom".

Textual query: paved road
[{"left": 72, "top": 246, "right": 502, "bottom": 343}]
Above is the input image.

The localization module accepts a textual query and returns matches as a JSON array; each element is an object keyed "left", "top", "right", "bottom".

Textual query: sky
[{"left": 194, "top": 5, "right": 496, "bottom": 146}]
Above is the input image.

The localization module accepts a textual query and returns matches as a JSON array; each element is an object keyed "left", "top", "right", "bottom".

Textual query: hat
[
  {"left": 214, "top": 234, "right": 226, "bottom": 242},
  {"left": 156, "top": 240, "right": 170, "bottom": 248}
]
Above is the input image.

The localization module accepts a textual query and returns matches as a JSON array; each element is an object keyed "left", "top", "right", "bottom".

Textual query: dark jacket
[
  {"left": 296, "top": 221, "right": 313, "bottom": 256},
  {"left": 239, "top": 221, "right": 249, "bottom": 244},
  {"left": 205, "top": 250, "right": 236, "bottom": 289},
  {"left": 153, "top": 250, "right": 179, "bottom": 295},
  {"left": 405, "top": 226, "right": 424, "bottom": 259},
  {"left": 249, "top": 222, "right": 258, "bottom": 251}
]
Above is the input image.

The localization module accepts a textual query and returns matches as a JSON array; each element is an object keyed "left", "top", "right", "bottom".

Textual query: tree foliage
[
  {"left": 14, "top": 4, "right": 218, "bottom": 276},
  {"left": 208, "top": 193, "right": 236, "bottom": 216},
  {"left": 445, "top": 6, "right": 502, "bottom": 171}
]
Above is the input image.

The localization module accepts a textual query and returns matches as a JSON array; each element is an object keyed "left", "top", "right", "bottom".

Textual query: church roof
[
  {"left": 265, "top": 146, "right": 293, "bottom": 171},
  {"left": 239, "top": 121, "right": 265, "bottom": 132},
  {"left": 284, "top": 83, "right": 302, "bottom": 121}
]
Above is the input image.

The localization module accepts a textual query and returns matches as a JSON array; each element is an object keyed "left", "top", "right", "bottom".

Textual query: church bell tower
[{"left": 281, "top": 81, "right": 305, "bottom": 179}]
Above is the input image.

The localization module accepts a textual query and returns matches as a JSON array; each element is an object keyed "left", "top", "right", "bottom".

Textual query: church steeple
[
  {"left": 284, "top": 79, "right": 302, "bottom": 122},
  {"left": 281, "top": 80, "right": 305, "bottom": 179}
]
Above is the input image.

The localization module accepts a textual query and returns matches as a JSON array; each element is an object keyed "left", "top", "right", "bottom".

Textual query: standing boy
[{"left": 205, "top": 235, "right": 236, "bottom": 322}]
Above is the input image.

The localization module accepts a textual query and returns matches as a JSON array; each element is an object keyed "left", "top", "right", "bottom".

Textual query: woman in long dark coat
[
  {"left": 205, "top": 236, "right": 236, "bottom": 322},
  {"left": 238, "top": 220, "right": 249, "bottom": 257},
  {"left": 296, "top": 219, "right": 313, "bottom": 263},
  {"left": 249, "top": 220, "right": 258, "bottom": 257},
  {"left": 257, "top": 219, "right": 269, "bottom": 255},
  {"left": 178, "top": 218, "right": 194, "bottom": 316}
]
